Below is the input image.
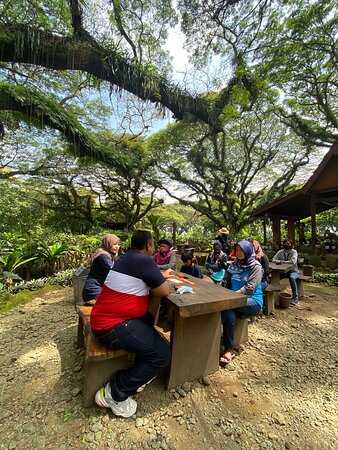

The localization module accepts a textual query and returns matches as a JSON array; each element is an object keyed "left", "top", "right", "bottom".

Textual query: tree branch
[
  {"left": 0, "top": 24, "right": 257, "bottom": 130},
  {"left": 112, "top": 0, "right": 139, "bottom": 60},
  {"left": 0, "top": 82, "right": 119, "bottom": 166}
]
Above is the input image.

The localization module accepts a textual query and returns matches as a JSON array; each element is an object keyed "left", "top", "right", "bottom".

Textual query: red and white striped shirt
[{"left": 90, "top": 250, "right": 165, "bottom": 331}]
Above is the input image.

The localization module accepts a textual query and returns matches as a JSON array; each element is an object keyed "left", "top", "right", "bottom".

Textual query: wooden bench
[
  {"left": 73, "top": 267, "right": 89, "bottom": 305},
  {"left": 76, "top": 301, "right": 252, "bottom": 399},
  {"left": 233, "top": 317, "right": 249, "bottom": 349},
  {"left": 77, "top": 306, "right": 134, "bottom": 407},
  {"left": 298, "top": 274, "right": 312, "bottom": 299},
  {"left": 264, "top": 285, "right": 281, "bottom": 315}
]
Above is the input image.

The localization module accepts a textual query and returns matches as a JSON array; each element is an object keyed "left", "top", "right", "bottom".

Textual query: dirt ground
[{"left": 0, "top": 281, "right": 337, "bottom": 450}]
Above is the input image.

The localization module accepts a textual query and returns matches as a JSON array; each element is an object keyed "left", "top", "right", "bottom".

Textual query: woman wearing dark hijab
[
  {"left": 82, "top": 234, "right": 120, "bottom": 304},
  {"left": 220, "top": 240, "right": 263, "bottom": 366}
]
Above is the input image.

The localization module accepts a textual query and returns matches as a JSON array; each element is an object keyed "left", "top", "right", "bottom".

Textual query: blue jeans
[
  {"left": 281, "top": 271, "right": 299, "bottom": 301},
  {"left": 221, "top": 300, "right": 261, "bottom": 350},
  {"left": 93, "top": 314, "right": 170, "bottom": 401}
]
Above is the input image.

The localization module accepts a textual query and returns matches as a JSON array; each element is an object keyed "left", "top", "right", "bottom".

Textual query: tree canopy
[{"left": 0, "top": 0, "right": 337, "bottom": 238}]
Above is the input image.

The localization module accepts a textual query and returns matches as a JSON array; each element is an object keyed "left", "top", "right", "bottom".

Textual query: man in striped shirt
[{"left": 91, "top": 230, "right": 170, "bottom": 418}]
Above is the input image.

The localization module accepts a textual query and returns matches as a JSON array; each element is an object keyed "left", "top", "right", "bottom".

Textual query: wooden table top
[
  {"left": 269, "top": 262, "right": 294, "bottom": 273},
  {"left": 166, "top": 273, "right": 246, "bottom": 318}
]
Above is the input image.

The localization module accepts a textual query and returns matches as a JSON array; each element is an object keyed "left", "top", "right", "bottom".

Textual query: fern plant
[{"left": 38, "top": 243, "right": 69, "bottom": 275}]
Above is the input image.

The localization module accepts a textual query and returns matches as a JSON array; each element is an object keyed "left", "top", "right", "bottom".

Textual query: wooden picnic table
[
  {"left": 269, "top": 262, "right": 293, "bottom": 288},
  {"left": 164, "top": 273, "right": 246, "bottom": 388}
]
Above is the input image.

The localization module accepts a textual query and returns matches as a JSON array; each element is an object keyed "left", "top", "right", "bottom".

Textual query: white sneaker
[{"left": 95, "top": 383, "right": 137, "bottom": 418}]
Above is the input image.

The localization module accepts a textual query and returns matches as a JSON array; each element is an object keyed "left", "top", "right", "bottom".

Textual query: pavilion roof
[{"left": 252, "top": 143, "right": 338, "bottom": 219}]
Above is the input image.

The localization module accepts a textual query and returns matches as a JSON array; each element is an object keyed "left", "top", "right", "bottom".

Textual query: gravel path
[{"left": 0, "top": 282, "right": 337, "bottom": 450}]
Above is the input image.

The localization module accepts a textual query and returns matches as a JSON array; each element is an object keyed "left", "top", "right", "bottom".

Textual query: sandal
[{"left": 219, "top": 352, "right": 235, "bottom": 367}]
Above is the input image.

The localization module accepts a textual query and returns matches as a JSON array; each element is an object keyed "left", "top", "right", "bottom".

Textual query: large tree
[
  {"left": 0, "top": 0, "right": 259, "bottom": 131},
  {"left": 150, "top": 109, "right": 315, "bottom": 234},
  {"left": 179, "top": 0, "right": 338, "bottom": 146},
  {"left": 1, "top": 1, "right": 336, "bottom": 146}
]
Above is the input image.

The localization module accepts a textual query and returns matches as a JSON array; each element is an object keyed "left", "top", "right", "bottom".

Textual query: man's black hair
[
  {"left": 181, "top": 252, "right": 193, "bottom": 263},
  {"left": 131, "top": 229, "right": 153, "bottom": 250},
  {"left": 283, "top": 238, "right": 293, "bottom": 246}
]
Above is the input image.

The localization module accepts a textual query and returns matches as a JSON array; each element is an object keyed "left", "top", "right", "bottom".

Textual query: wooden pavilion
[{"left": 252, "top": 143, "right": 338, "bottom": 248}]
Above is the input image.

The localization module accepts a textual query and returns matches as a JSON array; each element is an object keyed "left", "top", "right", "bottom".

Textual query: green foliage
[
  {"left": 38, "top": 242, "right": 69, "bottom": 261},
  {"left": 0, "top": 252, "right": 37, "bottom": 273},
  {"left": 175, "top": 224, "right": 214, "bottom": 250},
  {"left": 0, "top": 0, "right": 72, "bottom": 33},
  {"left": 313, "top": 272, "right": 338, "bottom": 287},
  {"left": 0, "top": 180, "right": 46, "bottom": 234},
  {"left": 0, "top": 81, "right": 126, "bottom": 167},
  {"left": 10, "top": 269, "right": 75, "bottom": 293},
  {"left": 37, "top": 242, "right": 69, "bottom": 275},
  {"left": 151, "top": 107, "right": 315, "bottom": 234},
  {"left": 259, "top": 0, "right": 338, "bottom": 146}
]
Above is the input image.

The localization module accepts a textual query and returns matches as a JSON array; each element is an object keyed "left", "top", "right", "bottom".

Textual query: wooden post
[
  {"left": 310, "top": 196, "right": 317, "bottom": 251},
  {"left": 271, "top": 216, "right": 281, "bottom": 249},
  {"left": 73, "top": 267, "right": 89, "bottom": 305},
  {"left": 287, "top": 217, "right": 296, "bottom": 244},
  {"left": 263, "top": 216, "right": 267, "bottom": 246},
  {"left": 297, "top": 221, "right": 305, "bottom": 245}
]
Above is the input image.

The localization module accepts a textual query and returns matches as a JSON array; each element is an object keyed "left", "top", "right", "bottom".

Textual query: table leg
[
  {"left": 270, "top": 272, "right": 280, "bottom": 288},
  {"left": 168, "top": 310, "right": 221, "bottom": 389},
  {"left": 77, "top": 315, "right": 84, "bottom": 348}
]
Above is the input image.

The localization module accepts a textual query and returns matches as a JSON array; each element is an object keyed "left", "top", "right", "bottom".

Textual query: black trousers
[{"left": 93, "top": 314, "right": 171, "bottom": 401}]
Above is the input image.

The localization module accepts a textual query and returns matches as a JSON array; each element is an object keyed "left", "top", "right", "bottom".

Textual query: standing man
[
  {"left": 215, "top": 227, "right": 230, "bottom": 255},
  {"left": 272, "top": 239, "right": 299, "bottom": 305},
  {"left": 90, "top": 230, "right": 170, "bottom": 418}
]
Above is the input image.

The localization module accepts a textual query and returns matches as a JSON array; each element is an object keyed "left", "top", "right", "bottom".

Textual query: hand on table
[{"left": 162, "top": 268, "right": 177, "bottom": 278}]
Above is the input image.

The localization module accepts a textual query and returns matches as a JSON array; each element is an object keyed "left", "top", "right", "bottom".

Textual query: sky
[
  {"left": 105, "top": 22, "right": 191, "bottom": 135},
  {"left": 165, "top": 25, "right": 190, "bottom": 79}
]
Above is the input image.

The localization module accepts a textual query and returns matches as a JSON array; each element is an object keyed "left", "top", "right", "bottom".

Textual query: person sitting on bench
[
  {"left": 90, "top": 230, "right": 170, "bottom": 418},
  {"left": 154, "top": 238, "right": 176, "bottom": 270},
  {"left": 251, "top": 239, "right": 270, "bottom": 290},
  {"left": 220, "top": 240, "right": 263, "bottom": 366},
  {"left": 272, "top": 239, "right": 299, "bottom": 306},
  {"left": 180, "top": 253, "right": 203, "bottom": 279},
  {"left": 82, "top": 234, "right": 120, "bottom": 305},
  {"left": 206, "top": 241, "right": 226, "bottom": 283}
]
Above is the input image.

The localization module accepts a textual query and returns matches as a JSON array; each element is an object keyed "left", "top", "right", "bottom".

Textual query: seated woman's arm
[
  {"left": 223, "top": 269, "right": 232, "bottom": 288},
  {"left": 205, "top": 256, "right": 219, "bottom": 272},
  {"left": 237, "top": 265, "right": 262, "bottom": 295},
  {"left": 82, "top": 254, "right": 113, "bottom": 302},
  {"left": 261, "top": 255, "right": 270, "bottom": 279},
  {"left": 196, "top": 265, "right": 203, "bottom": 279},
  {"left": 272, "top": 250, "right": 283, "bottom": 262},
  {"left": 95, "top": 254, "right": 114, "bottom": 274}
]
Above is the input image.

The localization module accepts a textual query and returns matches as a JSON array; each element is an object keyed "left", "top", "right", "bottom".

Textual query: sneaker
[
  {"left": 95, "top": 383, "right": 137, "bottom": 418},
  {"left": 290, "top": 298, "right": 299, "bottom": 306}
]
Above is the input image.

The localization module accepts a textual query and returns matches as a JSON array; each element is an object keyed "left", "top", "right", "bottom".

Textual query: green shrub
[
  {"left": 0, "top": 230, "right": 131, "bottom": 279},
  {"left": 313, "top": 272, "right": 338, "bottom": 286},
  {"left": 307, "top": 255, "right": 322, "bottom": 267},
  {"left": 8, "top": 269, "right": 75, "bottom": 293}
]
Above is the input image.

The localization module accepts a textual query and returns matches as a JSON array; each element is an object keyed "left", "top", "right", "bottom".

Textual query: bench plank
[
  {"left": 76, "top": 305, "right": 133, "bottom": 406},
  {"left": 298, "top": 274, "right": 311, "bottom": 299},
  {"left": 77, "top": 305, "right": 130, "bottom": 361}
]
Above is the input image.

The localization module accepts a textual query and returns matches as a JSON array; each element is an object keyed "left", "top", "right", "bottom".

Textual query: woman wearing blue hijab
[{"left": 220, "top": 240, "right": 263, "bottom": 366}]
